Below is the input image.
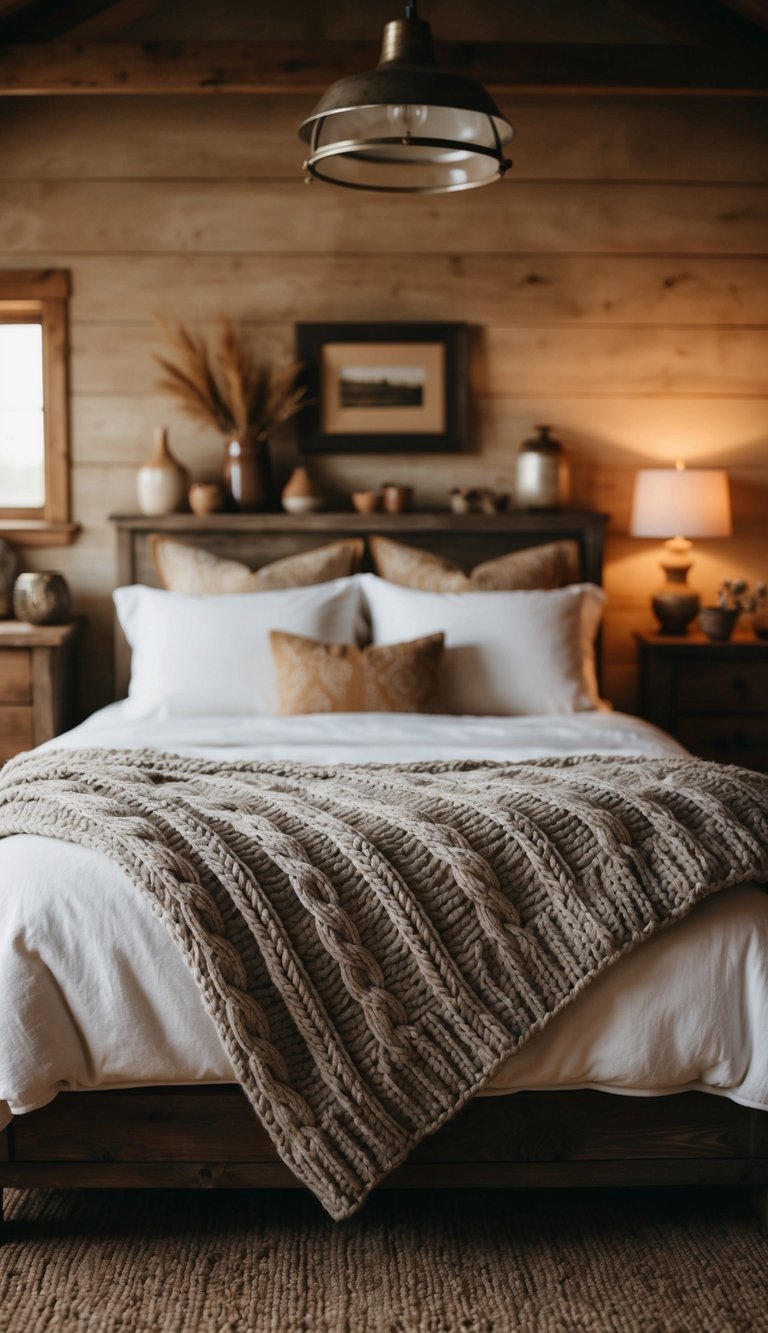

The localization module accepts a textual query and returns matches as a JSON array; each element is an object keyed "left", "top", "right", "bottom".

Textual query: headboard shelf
[{"left": 111, "top": 510, "right": 607, "bottom": 585}]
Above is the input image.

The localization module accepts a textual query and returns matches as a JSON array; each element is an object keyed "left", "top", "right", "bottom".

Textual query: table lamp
[{"left": 630, "top": 463, "right": 732, "bottom": 634}]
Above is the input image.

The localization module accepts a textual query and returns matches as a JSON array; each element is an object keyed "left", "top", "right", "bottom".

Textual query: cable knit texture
[{"left": 1, "top": 748, "right": 766, "bottom": 1219}]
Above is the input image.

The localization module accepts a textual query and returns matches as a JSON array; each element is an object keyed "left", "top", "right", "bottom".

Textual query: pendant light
[{"left": 298, "top": 2, "right": 513, "bottom": 194}]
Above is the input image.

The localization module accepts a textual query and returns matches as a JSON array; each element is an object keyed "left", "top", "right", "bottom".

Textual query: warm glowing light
[{"left": 630, "top": 468, "right": 732, "bottom": 540}]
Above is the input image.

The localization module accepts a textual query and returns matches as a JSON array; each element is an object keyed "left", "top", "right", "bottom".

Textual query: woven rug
[{"left": 1, "top": 1188, "right": 766, "bottom": 1332}]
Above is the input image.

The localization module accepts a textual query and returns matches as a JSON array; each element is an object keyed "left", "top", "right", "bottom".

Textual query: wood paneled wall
[{"left": 1, "top": 88, "right": 766, "bottom": 713}]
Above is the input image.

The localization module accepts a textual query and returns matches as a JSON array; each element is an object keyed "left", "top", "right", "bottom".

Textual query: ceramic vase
[
  {"left": 13, "top": 572, "right": 70, "bottom": 625},
  {"left": 699, "top": 606, "right": 740, "bottom": 642},
  {"left": 222, "top": 434, "right": 273, "bottom": 512},
  {"left": 137, "top": 428, "right": 188, "bottom": 516},
  {"left": 515, "top": 425, "right": 570, "bottom": 510},
  {"left": 281, "top": 465, "right": 323, "bottom": 515}
]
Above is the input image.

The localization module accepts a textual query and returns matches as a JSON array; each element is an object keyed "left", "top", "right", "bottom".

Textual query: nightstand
[
  {"left": 635, "top": 631, "right": 768, "bottom": 773},
  {"left": 0, "top": 621, "right": 79, "bottom": 764}
]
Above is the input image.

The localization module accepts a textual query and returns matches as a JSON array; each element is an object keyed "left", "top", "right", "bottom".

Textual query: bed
[{"left": 1, "top": 511, "right": 767, "bottom": 1231}]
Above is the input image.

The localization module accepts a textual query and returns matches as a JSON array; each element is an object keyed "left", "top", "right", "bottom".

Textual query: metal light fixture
[{"left": 298, "top": 2, "right": 513, "bottom": 194}]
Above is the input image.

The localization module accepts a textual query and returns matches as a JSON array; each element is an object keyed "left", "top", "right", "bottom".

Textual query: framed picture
[{"left": 296, "top": 322, "right": 468, "bottom": 454}]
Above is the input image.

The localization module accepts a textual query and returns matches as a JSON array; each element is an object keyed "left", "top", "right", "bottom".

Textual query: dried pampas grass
[{"left": 155, "top": 318, "right": 305, "bottom": 438}]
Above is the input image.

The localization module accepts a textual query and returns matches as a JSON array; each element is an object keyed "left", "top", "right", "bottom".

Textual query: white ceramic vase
[{"left": 137, "top": 428, "right": 188, "bottom": 516}]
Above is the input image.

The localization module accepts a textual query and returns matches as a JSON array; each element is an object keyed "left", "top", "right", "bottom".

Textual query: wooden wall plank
[
  {"left": 1, "top": 180, "right": 767, "bottom": 255},
  {"left": 2, "top": 96, "right": 768, "bottom": 183},
  {"left": 6, "top": 253, "right": 768, "bottom": 327},
  {"left": 68, "top": 322, "right": 768, "bottom": 399},
  {"left": 67, "top": 393, "right": 768, "bottom": 476}
]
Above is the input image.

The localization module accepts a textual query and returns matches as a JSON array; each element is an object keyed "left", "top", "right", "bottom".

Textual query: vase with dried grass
[{"left": 154, "top": 319, "right": 306, "bottom": 513}]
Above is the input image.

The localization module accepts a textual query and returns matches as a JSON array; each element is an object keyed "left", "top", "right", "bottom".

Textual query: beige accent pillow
[
  {"left": 368, "top": 535, "right": 580, "bottom": 593},
  {"left": 150, "top": 536, "right": 364, "bottom": 594},
  {"left": 270, "top": 630, "right": 445, "bottom": 715}
]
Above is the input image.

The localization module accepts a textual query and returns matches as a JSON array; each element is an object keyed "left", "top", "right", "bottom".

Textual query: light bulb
[{"left": 387, "top": 103, "right": 428, "bottom": 137}]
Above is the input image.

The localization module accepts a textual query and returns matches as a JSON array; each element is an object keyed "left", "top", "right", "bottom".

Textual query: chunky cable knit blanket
[{"left": 1, "top": 747, "right": 767, "bottom": 1218}]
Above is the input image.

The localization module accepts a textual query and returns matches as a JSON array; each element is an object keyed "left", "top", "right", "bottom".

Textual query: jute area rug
[{"left": 1, "top": 1187, "right": 766, "bottom": 1333}]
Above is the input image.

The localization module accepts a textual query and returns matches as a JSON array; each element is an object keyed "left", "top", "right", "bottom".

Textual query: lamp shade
[{"left": 630, "top": 468, "right": 732, "bottom": 539}]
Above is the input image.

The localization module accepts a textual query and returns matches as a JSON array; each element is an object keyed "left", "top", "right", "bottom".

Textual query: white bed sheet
[{"left": 1, "top": 704, "right": 767, "bottom": 1129}]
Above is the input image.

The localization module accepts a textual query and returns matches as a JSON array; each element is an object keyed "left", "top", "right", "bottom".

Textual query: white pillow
[
  {"left": 114, "top": 578, "right": 363, "bottom": 718},
  {"left": 360, "top": 574, "right": 605, "bottom": 716}
]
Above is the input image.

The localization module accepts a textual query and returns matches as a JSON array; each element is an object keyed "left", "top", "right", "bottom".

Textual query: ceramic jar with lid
[{"left": 514, "top": 425, "right": 570, "bottom": 510}]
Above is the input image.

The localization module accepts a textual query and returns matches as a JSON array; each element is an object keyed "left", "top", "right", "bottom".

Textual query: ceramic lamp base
[{"left": 651, "top": 561, "right": 700, "bottom": 635}]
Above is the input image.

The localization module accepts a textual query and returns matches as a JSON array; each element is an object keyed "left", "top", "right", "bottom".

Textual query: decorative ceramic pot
[
  {"left": 351, "top": 490, "right": 382, "bottom": 514},
  {"left": 381, "top": 484, "right": 413, "bottom": 514},
  {"left": 222, "top": 434, "right": 273, "bottom": 512},
  {"left": 753, "top": 612, "right": 768, "bottom": 641},
  {"left": 281, "top": 465, "right": 323, "bottom": 514},
  {"left": 137, "top": 427, "right": 188, "bottom": 516},
  {"left": 13, "top": 571, "right": 70, "bottom": 625},
  {"left": 0, "top": 540, "right": 18, "bottom": 618},
  {"left": 188, "top": 481, "right": 224, "bottom": 516},
  {"left": 699, "top": 606, "right": 740, "bottom": 642}
]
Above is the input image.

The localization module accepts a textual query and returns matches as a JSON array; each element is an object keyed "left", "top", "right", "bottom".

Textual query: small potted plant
[{"left": 699, "top": 578, "right": 762, "bottom": 642}]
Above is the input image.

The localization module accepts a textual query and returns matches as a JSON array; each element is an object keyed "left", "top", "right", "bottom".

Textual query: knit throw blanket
[{"left": 1, "top": 748, "right": 767, "bottom": 1218}]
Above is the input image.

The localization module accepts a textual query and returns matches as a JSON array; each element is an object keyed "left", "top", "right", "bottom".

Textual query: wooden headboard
[{"left": 110, "top": 511, "right": 608, "bottom": 699}]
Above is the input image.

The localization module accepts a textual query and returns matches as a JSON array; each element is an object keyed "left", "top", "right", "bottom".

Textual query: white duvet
[{"left": 1, "top": 705, "right": 767, "bottom": 1130}]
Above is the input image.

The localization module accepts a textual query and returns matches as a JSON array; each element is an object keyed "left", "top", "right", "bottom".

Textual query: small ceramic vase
[
  {"left": 381, "top": 484, "right": 413, "bottom": 514},
  {"left": 281, "top": 465, "right": 324, "bottom": 515},
  {"left": 13, "top": 571, "right": 70, "bottom": 625},
  {"left": 223, "top": 434, "right": 273, "bottom": 512},
  {"left": 0, "top": 540, "right": 18, "bottom": 618},
  {"left": 351, "top": 490, "right": 382, "bottom": 514},
  {"left": 754, "top": 612, "right": 768, "bottom": 642},
  {"left": 188, "top": 481, "right": 224, "bottom": 516},
  {"left": 137, "top": 428, "right": 188, "bottom": 516},
  {"left": 699, "top": 606, "right": 740, "bottom": 642}
]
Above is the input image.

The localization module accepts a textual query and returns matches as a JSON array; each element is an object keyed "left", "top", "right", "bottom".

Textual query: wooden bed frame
[{"left": 2, "top": 509, "right": 767, "bottom": 1234}]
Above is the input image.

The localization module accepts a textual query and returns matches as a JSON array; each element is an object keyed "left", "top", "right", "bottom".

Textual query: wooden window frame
[{"left": 0, "top": 269, "right": 79, "bottom": 546}]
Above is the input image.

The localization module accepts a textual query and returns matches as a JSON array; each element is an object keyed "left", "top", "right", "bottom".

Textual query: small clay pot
[
  {"left": 188, "top": 482, "right": 224, "bottom": 516},
  {"left": 282, "top": 465, "right": 324, "bottom": 514},
  {"left": 351, "top": 491, "right": 382, "bottom": 514},
  {"left": 699, "top": 606, "right": 740, "bottom": 642},
  {"left": 381, "top": 484, "right": 413, "bottom": 514}
]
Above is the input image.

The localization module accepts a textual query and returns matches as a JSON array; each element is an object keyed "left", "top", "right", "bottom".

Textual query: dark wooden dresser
[
  {"left": 0, "top": 621, "right": 79, "bottom": 764},
  {"left": 636, "top": 630, "right": 768, "bottom": 774}
]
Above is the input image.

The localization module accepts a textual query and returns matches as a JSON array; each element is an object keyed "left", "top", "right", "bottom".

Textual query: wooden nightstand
[
  {"left": 635, "top": 631, "right": 768, "bottom": 773},
  {"left": 0, "top": 621, "right": 79, "bottom": 764}
]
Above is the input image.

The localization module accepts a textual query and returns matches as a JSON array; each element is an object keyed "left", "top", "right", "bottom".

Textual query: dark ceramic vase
[
  {"left": 699, "top": 606, "right": 740, "bottom": 642},
  {"left": 222, "top": 434, "right": 273, "bottom": 512}
]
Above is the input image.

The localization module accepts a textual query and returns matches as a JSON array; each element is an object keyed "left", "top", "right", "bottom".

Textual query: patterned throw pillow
[
  {"left": 150, "top": 536, "right": 364, "bottom": 594},
  {"left": 368, "top": 536, "right": 580, "bottom": 593},
  {"left": 270, "top": 630, "right": 445, "bottom": 715}
]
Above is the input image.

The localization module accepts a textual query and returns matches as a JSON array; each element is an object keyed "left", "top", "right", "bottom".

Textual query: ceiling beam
[
  {"left": 0, "top": 2, "right": 122, "bottom": 41},
  {"left": 0, "top": 41, "right": 767, "bottom": 97},
  {"left": 608, "top": 0, "right": 768, "bottom": 43},
  {"left": 65, "top": 1, "right": 166, "bottom": 39},
  {"left": 716, "top": 0, "right": 768, "bottom": 31}
]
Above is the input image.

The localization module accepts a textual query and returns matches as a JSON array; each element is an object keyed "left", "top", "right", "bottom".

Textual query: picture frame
[{"left": 296, "top": 322, "right": 468, "bottom": 454}]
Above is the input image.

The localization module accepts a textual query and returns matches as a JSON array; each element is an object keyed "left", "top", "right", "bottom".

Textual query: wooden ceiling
[{"left": 0, "top": 0, "right": 767, "bottom": 95}]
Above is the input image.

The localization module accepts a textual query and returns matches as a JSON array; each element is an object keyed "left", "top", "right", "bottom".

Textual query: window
[{"left": 0, "top": 270, "right": 77, "bottom": 544}]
